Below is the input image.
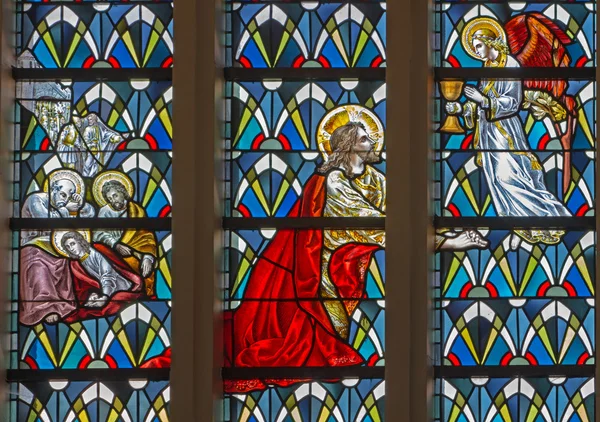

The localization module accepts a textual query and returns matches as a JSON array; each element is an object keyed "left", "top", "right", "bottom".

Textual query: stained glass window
[
  {"left": 223, "top": 0, "right": 387, "bottom": 419},
  {"left": 9, "top": 1, "right": 172, "bottom": 420},
  {"left": 433, "top": 1, "right": 596, "bottom": 420}
]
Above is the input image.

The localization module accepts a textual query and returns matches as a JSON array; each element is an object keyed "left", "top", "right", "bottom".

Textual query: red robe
[
  {"left": 224, "top": 174, "right": 381, "bottom": 393},
  {"left": 63, "top": 243, "right": 145, "bottom": 323}
]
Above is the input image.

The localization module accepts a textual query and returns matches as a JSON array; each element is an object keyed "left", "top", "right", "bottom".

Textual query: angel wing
[
  {"left": 505, "top": 13, "right": 573, "bottom": 101},
  {"left": 505, "top": 13, "right": 578, "bottom": 195}
]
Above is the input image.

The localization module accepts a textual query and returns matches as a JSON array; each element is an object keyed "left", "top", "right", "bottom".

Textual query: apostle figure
[
  {"left": 61, "top": 231, "right": 133, "bottom": 306},
  {"left": 92, "top": 171, "right": 158, "bottom": 296},
  {"left": 56, "top": 113, "right": 126, "bottom": 177},
  {"left": 224, "top": 106, "right": 388, "bottom": 393},
  {"left": 446, "top": 17, "right": 571, "bottom": 249},
  {"left": 81, "top": 114, "right": 125, "bottom": 177},
  {"left": 19, "top": 170, "right": 95, "bottom": 325},
  {"left": 55, "top": 230, "right": 144, "bottom": 322},
  {"left": 57, "top": 116, "right": 85, "bottom": 171}
]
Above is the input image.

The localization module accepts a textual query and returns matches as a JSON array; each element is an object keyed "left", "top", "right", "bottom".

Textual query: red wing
[{"left": 505, "top": 13, "right": 572, "bottom": 97}]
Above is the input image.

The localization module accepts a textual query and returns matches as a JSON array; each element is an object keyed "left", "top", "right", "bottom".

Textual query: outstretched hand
[{"left": 441, "top": 230, "right": 489, "bottom": 251}]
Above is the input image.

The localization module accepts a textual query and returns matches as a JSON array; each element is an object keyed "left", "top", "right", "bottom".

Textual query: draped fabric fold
[
  {"left": 64, "top": 244, "right": 145, "bottom": 323},
  {"left": 224, "top": 174, "right": 379, "bottom": 393}
]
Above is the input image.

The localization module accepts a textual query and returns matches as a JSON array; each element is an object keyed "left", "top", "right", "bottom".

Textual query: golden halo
[
  {"left": 51, "top": 229, "right": 92, "bottom": 258},
  {"left": 461, "top": 17, "right": 507, "bottom": 61},
  {"left": 316, "top": 105, "right": 384, "bottom": 160},
  {"left": 43, "top": 169, "right": 85, "bottom": 195},
  {"left": 92, "top": 171, "right": 135, "bottom": 208}
]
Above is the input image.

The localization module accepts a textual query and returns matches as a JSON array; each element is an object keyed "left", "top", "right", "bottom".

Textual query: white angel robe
[{"left": 463, "top": 55, "right": 570, "bottom": 219}]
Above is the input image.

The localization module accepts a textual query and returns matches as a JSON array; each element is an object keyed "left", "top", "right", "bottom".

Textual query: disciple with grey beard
[{"left": 19, "top": 176, "right": 96, "bottom": 325}]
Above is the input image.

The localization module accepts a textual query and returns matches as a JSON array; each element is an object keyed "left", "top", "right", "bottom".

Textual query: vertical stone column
[
  {"left": 171, "top": 0, "right": 223, "bottom": 420},
  {"left": 386, "top": 0, "right": 432, "bottom": 419},
  {"left": 0, "top": 0, "right": 14, "bottom": 417}
]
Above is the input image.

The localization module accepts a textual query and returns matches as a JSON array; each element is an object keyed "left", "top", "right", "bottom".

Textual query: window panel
[
  {"left": 225, "top": 229, "right": 385, "bottom": 300},
  {"left": 433, "top": 0, "right": 596, "bottom": 419},
  {"left": 435, "top": 79, "right": 596, "bottom": 151},
  {"left": 224, "top": 379, "right": 385, "bottom": 421},
  {"left": 434, "top": 150, "right": 595, "bottom": 218},
  {"left": 434, "top": 3, "right": 596, "bottom": 68},
  {"left": 226, "top": 80, "right": 385, "bottom": 151},
  {"left": 223, "top": 0, "right": 387, "bottom": 413},
  {"left": 225, "top": 151, "right": 385, "bottom": 217},
  {"left": 12, "top": 229, "right": 172, "bottom": 303},
  {"left": 440, "top": 298, "right": 594, "bottom": 367},
  {"left": 227, "top": 2, "right": 387, "bottom": 68},
  {"left": 435, "top": 377, "right": 594, "bottom": 422},
  {"left": 16, "top": 3, "right": 174, "bottom": 69},
  {"left": 14, "top": 151, "right": 172, "bottom": 218},
  {"left": 225, "top": 299, "right": 384, "bottom": 369},
  {"left": 16, "top": 80, "right": 173, "bottom": 152},
  {"left": 11, "top": 0, "right": 172, "bottom": 416},
  {"left": 9, "top": 381, "right": 170, "bottom": 422},
  {"left": 14, "top": 300, "right": 171, "bottom": 370},
  {"left": 436, "top": 229, "right": 595, "bottom": 299}
]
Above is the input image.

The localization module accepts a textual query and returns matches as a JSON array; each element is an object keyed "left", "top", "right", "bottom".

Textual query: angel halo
[{"left": 461, "top": 17, "right": 508, "bottom": 61}]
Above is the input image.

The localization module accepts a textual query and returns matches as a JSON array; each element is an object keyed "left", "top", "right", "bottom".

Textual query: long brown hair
[{"left": 318, "top": 122, "right": 366, "bottom": 177}]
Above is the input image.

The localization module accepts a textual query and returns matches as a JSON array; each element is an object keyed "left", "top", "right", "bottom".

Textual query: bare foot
[{"left": 45, "top": 314, "right": 59, "bottom": 324}]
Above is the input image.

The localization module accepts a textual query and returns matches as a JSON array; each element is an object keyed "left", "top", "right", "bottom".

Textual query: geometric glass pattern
[
  {"left": 223, "top": 0, "right": 387, "bottom": 418},
  {"left": 433, "top": 0, "right": 596, "bottom": 419},
  {"left": 10, "top": 0, "right": 172, "bottom": 420},
  {"left": 226, "top": 2, "right": 387, "bottom": 68},
  {"left": 435, "top": 377, "right": 594, "bottom": 421}
]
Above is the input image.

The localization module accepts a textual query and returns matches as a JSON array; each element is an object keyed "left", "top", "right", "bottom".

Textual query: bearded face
[
  {"left": 352, "top": 127, "right": 380, "bottom": 163},
  {"left": 50, "top": 179, "right": 76, "bottom": 208},
  {"left": 105, "top": 187, "right": 127, "bottom": 211}
]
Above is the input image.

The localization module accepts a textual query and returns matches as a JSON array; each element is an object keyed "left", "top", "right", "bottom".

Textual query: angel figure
[{"left": 446, "top": 16, "right": 573, "bottom": 249}]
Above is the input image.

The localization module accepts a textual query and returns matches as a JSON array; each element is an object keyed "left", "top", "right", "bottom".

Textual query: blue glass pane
[
  {"left": 227, "top": 80, "right": 386, "bottom": 151},
  {"left": 228, "top": 2, "right": 387, "bottom": 68},
  {"left": 436, "top": 229, "right": 595, "bottom": 299},
  {"left": 9, "top": 381, "right": 170, "bottom": 421},
  {"left": 224, "top": 378, "right": 384, "bottom": 418},
  {"left": 17, "top": 4, "right": 173, "bottom": 68},
  {"left": 435, "top": 377, "right": 594, "bottom": 422}
]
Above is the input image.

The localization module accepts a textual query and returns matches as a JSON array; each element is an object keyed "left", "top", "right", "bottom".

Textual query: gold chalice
[{"left": 439, "top": 80, "right": 465, "bottom": 134}]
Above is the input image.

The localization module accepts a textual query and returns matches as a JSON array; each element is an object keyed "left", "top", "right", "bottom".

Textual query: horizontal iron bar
[
  {"left": 435, "top": 0, "right": 589, "bottom": 4},
  {"left": 10, "top": 218, "right": 172, "bottom": 230},
  {"left": 434, "top": 216, "right": 595, "bottom": 230},
  {"left": 223, "top": 217, "right": 385, "bottom": 229},
  {"left": 434, "top": 148, "right": 595, "bottom": 153},
  {"left": 435, "top": 365, "right": 594, "bottom": 378},
  {"left": 224, "top": 67, "right": 386, "bottom": 81},
  {"left": 228, "top": 0, "right": 385, "bottom": 3},
  {"left": 222, "top": 366, "right": 384, "bottom": 380},
  {"left": 12, "top": 68, "right": 172, "bottom": 82},
  {"left": 17, "top": 1, "right": 172, "bottom": 4},
  {"left": 7, "top": 368, "right": 170, "bottom": 382},
  {"left": 435, "top": 67, "right": 595, "bottom": 80}
]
